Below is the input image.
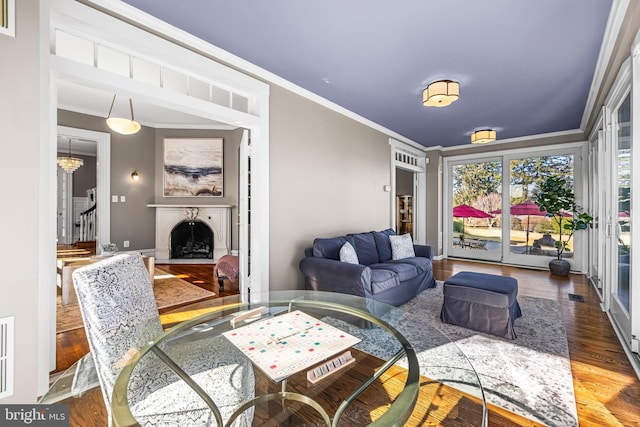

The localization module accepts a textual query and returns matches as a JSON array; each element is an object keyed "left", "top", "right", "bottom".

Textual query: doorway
[{"left": 43, "top": 0, "right": 270, "bottom": 381}]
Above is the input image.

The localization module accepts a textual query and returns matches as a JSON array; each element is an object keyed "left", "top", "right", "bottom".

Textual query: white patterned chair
[{"left": 72, "top": 253, "right": 254, "bottom": 426}]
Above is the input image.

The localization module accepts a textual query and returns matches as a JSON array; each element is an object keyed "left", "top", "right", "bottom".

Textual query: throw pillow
[
  {"left": 339, "top": 242, "right": 359, "bottom": 264},
  {"left": 389, "top": 233, "right": 415, "bottom": 260}
]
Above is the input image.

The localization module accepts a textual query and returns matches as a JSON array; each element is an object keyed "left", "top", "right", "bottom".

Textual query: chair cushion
[
  {"left": 347, "top": 232, "right": 379, "bottom": 265},
  {"left": 312, "top": 236, "right": 348, "bottom": 260},
  {"left": 372, "top": 229, "right": 396, "bottom": 262}
]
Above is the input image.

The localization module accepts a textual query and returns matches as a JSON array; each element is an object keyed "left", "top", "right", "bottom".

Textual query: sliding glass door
[
  {"left": 502, "top": 152, "right": 578, "bottom": 268},
  {"left": 447, "top": 158, "right": 503, "bottom": 262},
  {"left": 445, "top": 146, "right": 586, "bottom": 271},
  {"left": 608, "top": 92, "right": 632, "bottom": 337}
]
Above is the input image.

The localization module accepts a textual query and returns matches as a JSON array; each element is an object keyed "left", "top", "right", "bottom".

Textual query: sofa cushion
[
  {"left": 372, "top": 229, "right": 396, "bottom": 262},
  {"left": 347, "top": 232, "right": 379, "bottom": 266},
  {"left": 312, "top": 236, "right": 348, "bottom": 260},
  {"left": 339, "top": 242, "right": 359, "bottom": 264},
  {"left": 389, "top": 233, "right": 416, "bottom": 260},
  {"left": 370, "top": 263, "right": 420, "bottom": 282},
  {"left": 368, "top": 268, "right": 400, "bottom": 294},
  {"left": 387, "top": 256, "right": 431, "bottom": 274}
]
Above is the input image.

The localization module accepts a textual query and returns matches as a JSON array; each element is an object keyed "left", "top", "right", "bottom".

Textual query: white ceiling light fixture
[
  {"left": 423, "top": 80, "right": 460, "bottom": 107},
  {"left": 106, "top": 95, "right": 141, "bottom": 135},
  {"left": 471, "top": 129, "right": 497, "bottom": 144},
  {"left": 57, "top": 138, "right": 84, "bottom": 173}
]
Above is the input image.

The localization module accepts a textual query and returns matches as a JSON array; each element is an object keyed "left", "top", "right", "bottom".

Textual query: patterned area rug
[
  {"left": 57, "top": 267, "right": 215, "bottom": 333},
  {"left": 324, "top": 282, "right": 577, "bottom": 426}
]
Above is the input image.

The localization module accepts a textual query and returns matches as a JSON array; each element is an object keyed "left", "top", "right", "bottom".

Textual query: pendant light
[{"left": 106, "top": 95, "right": 141, "bottom": 135}]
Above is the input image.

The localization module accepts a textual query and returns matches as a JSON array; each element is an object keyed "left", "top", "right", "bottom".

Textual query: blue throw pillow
[
  {"left": 389, "top": 233, "right": 415, "bottom": 260},
  {"left": 339, "top": 242, "right": 359, "bottom": 264},
  {"left": 373, "top": 229, "right": 396, "bottom": 262}
]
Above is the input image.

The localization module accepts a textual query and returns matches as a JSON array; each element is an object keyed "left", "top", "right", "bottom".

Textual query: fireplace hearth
[
  {"left": 149, "top": 204, "right": 232, "bottom": 263},
  {"left": 170, "top": 220, "right": 213, "bottom": 259}
]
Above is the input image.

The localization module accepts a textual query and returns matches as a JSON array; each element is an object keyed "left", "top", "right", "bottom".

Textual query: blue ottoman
[{"left": 440, "top": 271, "right": 522, "bottom": 339}]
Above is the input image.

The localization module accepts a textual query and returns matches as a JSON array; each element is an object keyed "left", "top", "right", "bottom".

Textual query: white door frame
[
  {"left": 56, "top": 126, "right": 110, "bottom": 250},
  {"left": 40, "top": 0, "right": 270, "bottom": 391},
  {"left": 390, "top": 139, "right": 426, "bottom": 244}
]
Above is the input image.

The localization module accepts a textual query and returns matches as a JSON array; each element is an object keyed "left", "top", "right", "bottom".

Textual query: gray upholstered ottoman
[{"left": 440, "top": 271, "right": 522, "bottom": 339}]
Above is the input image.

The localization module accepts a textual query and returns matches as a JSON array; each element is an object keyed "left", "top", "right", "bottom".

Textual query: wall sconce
[{"left": 131, "top": 171, "right": 140, "bottom": 182}]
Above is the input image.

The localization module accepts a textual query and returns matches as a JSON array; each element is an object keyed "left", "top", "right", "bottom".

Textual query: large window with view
[{"left": 446, "top": 147, "right": 585, "bottom": 270}]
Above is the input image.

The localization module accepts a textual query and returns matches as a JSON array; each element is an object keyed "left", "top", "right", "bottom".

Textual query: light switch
[
  {"left": 120, "top": 196, "right": 126, "bottom": 202},
  {"left": 112, "top": 195, "right": 118, "bottom": 203}
]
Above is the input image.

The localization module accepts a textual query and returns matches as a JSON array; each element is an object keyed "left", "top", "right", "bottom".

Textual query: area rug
[
  {"left": 56, "top": 267, "right": 215, "bottom": 333},
  {"left": 324, "top": 282, "right": 578, "bottom": 426}
]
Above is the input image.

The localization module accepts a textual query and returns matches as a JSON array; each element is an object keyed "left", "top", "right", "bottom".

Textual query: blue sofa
[{"left": 299, "top": 229, "right": 436, "bottom": 309}]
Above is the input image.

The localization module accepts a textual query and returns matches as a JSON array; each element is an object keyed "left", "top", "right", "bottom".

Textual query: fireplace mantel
[{"left": 148, "top": 204, "right": 233, "bottom": 263}]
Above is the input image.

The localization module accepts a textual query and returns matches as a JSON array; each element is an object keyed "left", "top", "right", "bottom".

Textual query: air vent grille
[{"left": 0, "top": 316, "right": 14, "bottom": 399}]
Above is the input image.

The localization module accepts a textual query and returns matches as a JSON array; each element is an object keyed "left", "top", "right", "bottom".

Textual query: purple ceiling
[{"left": 122, "top": 0, "right": 611, "bottom": 148}]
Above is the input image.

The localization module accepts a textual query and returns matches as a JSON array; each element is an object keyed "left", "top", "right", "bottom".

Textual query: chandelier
[{"left": 57, "top": 138, "right": 83, "bottom": 173}]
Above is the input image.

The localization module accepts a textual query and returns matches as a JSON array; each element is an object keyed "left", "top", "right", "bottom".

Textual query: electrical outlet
[{"left": 123, "top": 240, "right": 130, "bottom": 248}]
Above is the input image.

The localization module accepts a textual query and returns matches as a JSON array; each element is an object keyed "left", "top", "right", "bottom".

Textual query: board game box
[{"left": 222, "top": 309, "right": 361, "bottom": 382}]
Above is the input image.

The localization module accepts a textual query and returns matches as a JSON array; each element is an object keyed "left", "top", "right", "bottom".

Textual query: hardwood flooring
[{"left": 51, "top": 260, "right": 640, "bottom": 426}]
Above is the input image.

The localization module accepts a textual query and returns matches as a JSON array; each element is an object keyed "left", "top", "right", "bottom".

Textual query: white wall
[{"left": 0, "top": 0, "right": 48, "bottom": 403}]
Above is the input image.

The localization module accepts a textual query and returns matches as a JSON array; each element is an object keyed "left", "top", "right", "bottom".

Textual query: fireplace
[
  {"left": 170, "top": 220, "right": 213, "bottom": 259},
  {"left": 149, "top": 204, "right": 232, "bottom": 263}
]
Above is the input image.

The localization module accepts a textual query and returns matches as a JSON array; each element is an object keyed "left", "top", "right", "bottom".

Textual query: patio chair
[{"left": 72, "top": 253, "right": 254, "bottom": 426}]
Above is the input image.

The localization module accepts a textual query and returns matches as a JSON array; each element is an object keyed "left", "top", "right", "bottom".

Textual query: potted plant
[{"left": 534, "top": 175, "right": 593, "bottom": 276}]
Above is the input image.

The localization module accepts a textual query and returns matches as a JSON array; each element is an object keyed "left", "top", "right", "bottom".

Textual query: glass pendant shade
[
  {"left": 57, "top": 138, "right": 83, "bottom": 173},
  {"left": 471, "top": 129, "right": 497, "bottom": 144},
  {"left": 106, "top": 95, "right": 141, "bottom": 135},
  {"left": 423, "top": 80, "right": 459, "bottom": 107}
]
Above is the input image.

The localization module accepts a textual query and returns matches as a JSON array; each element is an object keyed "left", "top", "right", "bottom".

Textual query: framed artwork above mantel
[{"left": 163, "top": 138, "right": 224, "bottom": 197}]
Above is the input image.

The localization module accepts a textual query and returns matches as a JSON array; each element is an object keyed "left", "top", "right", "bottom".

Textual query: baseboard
[{"left": 605, "top": 311, "right": 640, "bottom": 381}]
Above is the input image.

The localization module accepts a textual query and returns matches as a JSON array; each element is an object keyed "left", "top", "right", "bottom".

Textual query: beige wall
[
  {"left": 268, "top": 85, "right": 393, "bottom": 290},
  {"left": 0, "top": 0, "right": 43, "bottom": 403}
]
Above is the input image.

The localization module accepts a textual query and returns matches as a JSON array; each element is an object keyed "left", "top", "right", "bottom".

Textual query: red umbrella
[
  {"left": 453, "top": 204, "right": 493, "bottom": 237},
  {"left": 491, "top": 201, "right": 547, "bottom": 253}
]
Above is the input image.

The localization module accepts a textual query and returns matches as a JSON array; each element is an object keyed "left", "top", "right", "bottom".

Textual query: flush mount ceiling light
[
  {"left": 471, "top": 129, "right": 497, "bottom": 144},
  {"left": 106, "top": 95, "right": 141, "bottom": 135},
  {"left": 422, "top": 80, "right": 459, "bottom": 107},
  {"left": 57, "top": 138, "right": 84, "bottom": 173}
]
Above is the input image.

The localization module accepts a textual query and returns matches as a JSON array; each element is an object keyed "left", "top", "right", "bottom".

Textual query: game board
[{"left": 223, "top": 310, "right": 361, "bottom": 382}]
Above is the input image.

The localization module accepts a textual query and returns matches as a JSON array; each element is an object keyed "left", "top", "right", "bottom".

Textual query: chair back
[{"left": 72, "top": 253, "right": 162, "bottom": 419}]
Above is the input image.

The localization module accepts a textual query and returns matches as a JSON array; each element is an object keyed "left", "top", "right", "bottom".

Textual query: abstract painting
[{"left": 163, "top": 138, "right": 223, "bottom": 197}]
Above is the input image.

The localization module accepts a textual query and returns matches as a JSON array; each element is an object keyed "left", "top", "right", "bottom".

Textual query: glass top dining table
[{"left": 41, "top": 290, "right": 487, "bottom": 426}]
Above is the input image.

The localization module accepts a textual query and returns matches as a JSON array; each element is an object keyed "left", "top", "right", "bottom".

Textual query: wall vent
[{"left": 0, "top": 316, "right": 14, "bottom": 399}]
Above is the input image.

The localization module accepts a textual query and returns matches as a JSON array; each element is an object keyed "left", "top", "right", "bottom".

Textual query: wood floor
[{"left": 52, "top": 259, "right": 640, "bottom": 426}]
